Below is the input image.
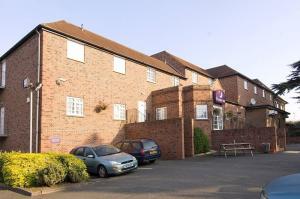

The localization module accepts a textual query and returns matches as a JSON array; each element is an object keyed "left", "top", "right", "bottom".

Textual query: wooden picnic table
[{"left": 220, "top": 142, "right": 254, "bottom": 158}]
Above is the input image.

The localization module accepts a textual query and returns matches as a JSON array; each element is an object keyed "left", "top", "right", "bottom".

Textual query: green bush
[
  {"left": 38, "top": 160, "right": 66, "bottom": 186},
  {"left": 194, "top": 128, "right": 210, "bottom": 154},
  {"left": 0, "top": 152, "right": 89, "bottom": 188}
]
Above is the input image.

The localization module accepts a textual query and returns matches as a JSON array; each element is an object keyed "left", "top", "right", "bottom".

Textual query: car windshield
[
  {"left": 143, "top": 141, "right": 157, "bottom": 150},
  {"left": 93, "top": 145, "right": 121, "bottom": 156}
]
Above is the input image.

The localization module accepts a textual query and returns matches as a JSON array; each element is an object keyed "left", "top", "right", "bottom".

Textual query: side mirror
[{"left": 87, "top": 154, "right": 95, "bottom": 158}]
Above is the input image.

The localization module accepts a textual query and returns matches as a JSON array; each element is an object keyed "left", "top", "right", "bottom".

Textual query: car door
[{"left": 83, "top": 147, "right": 98, "bottom": 174}]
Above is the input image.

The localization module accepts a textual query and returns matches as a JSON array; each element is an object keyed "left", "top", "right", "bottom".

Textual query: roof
[
  {"left": 207, "top": 65, "right": 288, "bottom": 103},
  {"left": 151, "top": 51, "right": 213, "bottom": 78},
  {"left": 0, "top": 20, "right": 184, "bottom": 78}
]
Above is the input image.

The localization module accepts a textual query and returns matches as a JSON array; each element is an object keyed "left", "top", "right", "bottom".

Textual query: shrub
[
  {"left": 0, "top": 152, "right": 89, "bottom": 188},
  {"left": 194, "top": 128, "right": 210, "bottom": 154},
  {"left": 50, "top": 153, "right": 89, "bottom": 183},
  {"left": 38, "top": 160, "right": 66, "bottom": 186}
]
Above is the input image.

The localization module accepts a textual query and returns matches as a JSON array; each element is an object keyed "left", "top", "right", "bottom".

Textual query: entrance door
[{"left": 138, "top": 101, "right": 146, "bottom": 122}]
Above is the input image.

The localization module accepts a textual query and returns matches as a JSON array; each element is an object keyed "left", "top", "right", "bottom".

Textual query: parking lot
[{"left": 2, "top": 146, "right": 300, "bottom": 199}]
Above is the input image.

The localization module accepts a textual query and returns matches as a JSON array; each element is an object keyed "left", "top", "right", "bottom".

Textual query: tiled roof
[
  {"left": 41, "top": 21, "right": 184, "bottom": 78},
  {"left": 206, "top": 65, "right": 239, "bottom": 78},
  {"left": 151, "top": 51, "right": 213, "bottom": 78}
]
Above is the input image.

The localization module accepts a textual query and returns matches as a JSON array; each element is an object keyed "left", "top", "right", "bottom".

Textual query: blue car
[
  {"left": 70, "top": 145, "right": 138, "bottom": 178},
  {"left": 115, "top": 139, "right": 161, "bottom": 164},
  {"left": 260, "top": 173, "right": 300, "bottom": 199}
]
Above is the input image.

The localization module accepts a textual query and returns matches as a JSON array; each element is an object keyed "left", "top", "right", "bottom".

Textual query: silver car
[{"left": 70, "top": 145, "right": 138, "bottom": 177}]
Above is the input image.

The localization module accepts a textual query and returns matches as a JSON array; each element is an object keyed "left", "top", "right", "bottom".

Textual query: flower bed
[{"left": 0, "top": 152, "right": 89, "bottom": 188}]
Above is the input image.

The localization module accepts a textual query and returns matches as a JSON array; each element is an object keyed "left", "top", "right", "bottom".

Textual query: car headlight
[
  {"left": 260, "top": 191, "right": 268, "bottom": 199},
  {"left": 110, "top": 161, "right": 121, "bottom": 166}
]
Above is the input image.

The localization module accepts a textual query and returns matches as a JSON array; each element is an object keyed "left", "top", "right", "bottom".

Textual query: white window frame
[
  {"left": 1, "top": 60, "right": 6, "bottom": 88},
  {"left": 66, "top": 97, "right": 84, "bottom": 117},
  {"left": 269, "top": 94, "right": 272, "bottom": 101},
  {"left": 156, "top": 107, "right": 167, "bottom": 120},
  {"left": 147, "top": 67, "right": 156, "bottom": 83},
  {"left": 172, "top": 76, "right": 180, "bottom": 86},
  {"left": 213, "top": 107, "right": 223, "bottom": 130},
  {"left": 67, "top": 40, "right": 85, "bottom": 62},
  {"left": 244, "top": 80, "right": 248, "bottom": 90},
  {"left": 262, "top": 89, "right": 265, "bottom": 98},
  {"left": 0, "top": 107, "right": 4, "bottom": 135},
  {"left": 195, "top": 105, "right": 208, "bottom": 120},
  {"left": 113, "top": 56, "right": 126, "bottom": 74},
  {"left": 192, "top": 72, "right": 198, "bottom": 84},
  {"left": 254, "top": 86, "right": 257, "bottom": 94},
  {"left": 113, "top": 104, "right": 126, "bottom": 120}
]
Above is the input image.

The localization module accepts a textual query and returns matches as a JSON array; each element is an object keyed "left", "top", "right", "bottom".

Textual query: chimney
[{"left": 81, "top": 24, "right": 84, "bottom": 31}]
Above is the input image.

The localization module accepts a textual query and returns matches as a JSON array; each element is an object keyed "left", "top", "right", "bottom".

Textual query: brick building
[{"left": 0, "top": 20, "right": 288, "bottom": 159}]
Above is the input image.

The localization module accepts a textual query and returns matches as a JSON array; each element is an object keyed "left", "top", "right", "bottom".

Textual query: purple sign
[{"left": 213, "top": 90, "right": 225, "bottom": 104}]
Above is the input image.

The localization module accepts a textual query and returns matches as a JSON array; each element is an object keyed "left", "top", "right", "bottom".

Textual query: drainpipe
[{"left": 35, "top": 29, "right": 41, "bottom": 153}]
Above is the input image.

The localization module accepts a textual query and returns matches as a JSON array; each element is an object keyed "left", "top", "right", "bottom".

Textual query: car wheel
[
  {"left": 98, "top": 165, "right": 108, "bottom": 178},
  {"left": 149, "top": 160, "right": 156, "bottom": 164}
]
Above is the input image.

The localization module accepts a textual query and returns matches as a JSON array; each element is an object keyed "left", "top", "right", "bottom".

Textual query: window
[
  {"left": 195, "top": 105, "right": 208, "bottom": 119},
  {"left": 254, "top": 86, "right": 257, "bottom": 94},
  {"left": 213, "top": 107, "right": 223, "bottom": 130},
  {"left": 66, "top": 97, "right": 83, "bottom": 117},
  {"left": 67, "top": 40, "right": 85, "bottom": 62},
  {"left": 113, "top": 56, "right": 126, "bottom": 74},
  {"left": 244, "top": 80, "right": 248, "bottom": 90},
  {"left": 74, "top": 147, "right": 84, "bottom": 156},
  {"left": 147, "top": 67, "right": 156, "bottom": 83},
  {"left": 208, "top": 78, "right": 213, "bottom": 86},
  {"left": 262, "top": 89, "right": 265, "bottom": 98},
  {"left": 269, "top": 94, "right": 272, "bottom": 101},
  {"left": 192, "top": 72, "right": 198, "bottom": 84},
  {"left": 156, "top": 107, "right": 167, "bottom": 120},
  {"left": 1, "top": 60, "right": 6, "bottom": 88},
  {"left": 84, "top": 148, "right": 94, "bottom": 157},
  {"left": 172, "top": 76, "right": 180, "bottom": 86},
  {"left": 113, "top": 104, "right": 126, "bottom": 120},
  {"left": 0, "top": 107, "right": 4, "bottom": 135}
]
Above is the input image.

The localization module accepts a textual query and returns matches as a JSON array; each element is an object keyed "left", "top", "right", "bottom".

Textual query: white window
[
  {"left": 208, "top": 78, "right": 213, "bottom": 86},
  {"left": 67, "top": 40, "right": 85, "bottom": 62},
  {"left": 172, "top": 76, "right": 180, "bottom": 86},
  {"left": 269, "top": 94, "right": 272, "bottom": 101},
  {"left": 192, "top": 72, "right": 198, "bottom": 84},
  {"left": 244, "top": 80, "right": 248, "bottom": 90},
  {"left": 138, "top": 101, "right": 146, "bottom": 122},
  {"left": 262, "top": 89, "right": 265, "bottom": 98},
  {"left": 156, "top": 107, "right": 167, "bottom": 120},
  {"left": 66, "top": 97, "right": 83, "bottom": 116},
  {"left": 195, "top": 105, "right": 208, "bottom": 119},
  {"left": 0, "top": 107, "right": 4, "bottom": 135},
  {"left": 113, "top": 56, "right": 126, "bottom": 74},
  {"left": 1, "top": 60, "right": 6, "bottom": 88},
  {"left": 213, "top": 107, "right": 223, "bottom": 130},
  {"left": 113, "top": 104, "right": 126, "bottom": 120},
  {"left": 254, "top": 86, "right": 257, "bottom": 94},
  {"left": 147, "top": 67, "right": 156, "bottom": 83}
]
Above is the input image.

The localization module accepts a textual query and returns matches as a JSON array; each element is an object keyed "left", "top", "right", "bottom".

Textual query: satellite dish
[{"left": 250, "top": 98, "right": 256, "bottom": 105}]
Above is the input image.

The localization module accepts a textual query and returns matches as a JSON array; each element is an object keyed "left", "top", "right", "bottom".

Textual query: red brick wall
[
  {"left": 0, "top": 34, "right": 39, "bottom": 152},
  {"left": 211, "top": 127, "right": 285, "bottom": 152},
  {"left": 125, "top": 118, "right": 185, "bottom": 160}
]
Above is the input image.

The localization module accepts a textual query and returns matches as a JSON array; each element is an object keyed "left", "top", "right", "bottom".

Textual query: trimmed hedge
[
  {"left": 0, "top": 152, "right": 89, "bottom": 188},
  {"left": 194, "top": 128, "right": 210, "bottom": 154}
]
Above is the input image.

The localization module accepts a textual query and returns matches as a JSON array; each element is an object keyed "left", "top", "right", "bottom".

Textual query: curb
[{"left": 0, "top": 179, "right": 99, "bottom": 196}]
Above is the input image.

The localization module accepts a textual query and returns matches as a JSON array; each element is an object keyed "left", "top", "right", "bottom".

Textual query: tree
[{"left": 272, "top": 60, "right": 300, "bottom": 102}]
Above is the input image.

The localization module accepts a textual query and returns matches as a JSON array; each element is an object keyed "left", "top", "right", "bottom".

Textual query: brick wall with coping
[
  {"left": 125, "top": 118, "right": 185, "bottom": 160},
  {"left": 211, "top": 127, "right": 286, "bottom": 152}
]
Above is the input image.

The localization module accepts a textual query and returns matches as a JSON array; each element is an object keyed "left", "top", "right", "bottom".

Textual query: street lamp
[{"left": 23, "top": 77, "right": 42, "bottom": 153}]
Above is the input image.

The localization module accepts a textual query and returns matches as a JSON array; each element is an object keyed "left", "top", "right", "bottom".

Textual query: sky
[{"left": 0, "top": 0, "right": 299, "bottom": 121}]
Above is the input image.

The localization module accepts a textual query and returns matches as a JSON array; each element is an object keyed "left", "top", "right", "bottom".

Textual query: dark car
[{"left": 116, "top": 139, "right": 161, "bottom": 164}]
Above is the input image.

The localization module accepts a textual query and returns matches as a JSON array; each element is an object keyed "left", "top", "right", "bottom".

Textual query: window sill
[
  {"left": 66, "top": 114, "right": 84, "bottom": 118},
  {"left": 0, "top": 134, "right": 8, "bottom": 137},
  {"left": 113, "top": 70, "right": 126, "bottom": 75},
  {"left": 195, "top": 118, "right": 209, "bottom": 121},
  {"left": 113, "top": 119, "right": 126, "bottom": 121},
  {"left": 147, "top": 80, "right": 156, "bottom": 84},
  {"left": 67, "top": 57, "right": 85, "bottom": 64}
]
